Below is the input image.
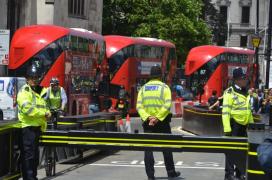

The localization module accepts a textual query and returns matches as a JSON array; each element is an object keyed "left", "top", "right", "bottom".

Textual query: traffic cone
[
  {"left": 125, "top": 114, "right": 132, "bottom": 133},
  {"left": 118, "top": 118, "right": 124, "bottom": 132},
  {"left": 174, "top": 99, "right": 182, "bottom": 117}
]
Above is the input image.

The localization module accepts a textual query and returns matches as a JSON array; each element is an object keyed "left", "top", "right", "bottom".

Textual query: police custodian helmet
[
  {"left": 50, "top": 77, "right": 59, "bottom": 85},
  {"left": 26, "top": 64, "right": 40, "bottom": 78},
  {"left": 150, "top": 64, "right": 162, "bottom": 78},
  {"left": 233, "top": 67, "right": 246, "bottom": 80}
]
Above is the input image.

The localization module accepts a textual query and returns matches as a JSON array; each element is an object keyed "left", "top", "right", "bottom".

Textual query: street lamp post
[
  {"left": 255, "top": 0, "right": 259, "bottom": 88},
  {"left": 251, "top": 35, "right": 261, "bottom": 88}
]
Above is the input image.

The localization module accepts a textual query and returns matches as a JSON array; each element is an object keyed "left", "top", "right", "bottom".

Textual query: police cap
[
  {"left": 150, "top": 64, "right": 162, "bottom": 78},
  {"left": 233, "top": 67, "right": 246, "bottom": 80}
]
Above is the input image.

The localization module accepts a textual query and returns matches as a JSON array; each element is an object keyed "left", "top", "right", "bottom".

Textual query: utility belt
[{"left": 23, "top": 126, "right": 41, "bottom": 131}]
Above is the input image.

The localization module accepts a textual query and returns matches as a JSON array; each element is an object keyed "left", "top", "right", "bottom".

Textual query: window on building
[
  {"left": 241, "top": 6, "right": 250, "bottom": 24},
  {"left": 240, "top": 36, "right": 248, "bottom": 47},
  {"left": 68, "top": 0, "right": 85, "bottom": 18},
  {"left": 220, "top": 6, "right": 228, "bottom": 23}
]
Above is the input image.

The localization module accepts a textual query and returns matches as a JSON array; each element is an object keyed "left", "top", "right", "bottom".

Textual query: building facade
[
  {"left": 0, "top": 0, "right": 103, "bottom": 34},
  {"left": 212, "top": 0, "right": 270, "bottom": 83},
  {"left": 0, "top": 0, "right": 103, "bottom": 76}
]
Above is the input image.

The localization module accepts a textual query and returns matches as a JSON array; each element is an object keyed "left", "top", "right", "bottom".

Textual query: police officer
[
  {"left": 136, "top": 64, "right": 181, "bottom": 180},
  {"left": 17, "top": 64, "right": 51, "bottom": 180},
  {"left": 44, "top": 77, "right": 67, "bottom": 112},
  {"left": 222, "top": 67, "right": 253, "bottom": 180}
]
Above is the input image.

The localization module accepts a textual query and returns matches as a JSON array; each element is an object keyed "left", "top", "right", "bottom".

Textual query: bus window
[
  {"left": 70, "top": 36, "right": 78, "bottom": 51},
  {"left": 98, "top": 42, "right": 106, "bottom": 64},
  {"left": 189, "top": 56, "right": 220, "bottom": 95},
  {"left": 109, "top": 50, "right": 125, "bottom": 74},
  {"left": 219, "top": 53, "right": 227, "bottom": 62},
  {"left": 134, "top": 45, "right": 164, "bottom": 59},
  {"left": 78, "top": 37, "right": 84, "bottom": 52}
]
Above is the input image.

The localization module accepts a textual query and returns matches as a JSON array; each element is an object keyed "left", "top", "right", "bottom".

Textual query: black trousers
[
  {"left": 225, "top": 119, "right": 247, "bottom": 178},
  {"left": 142, "top": 115, "right": 175, "bottom": 178},
  {"left": 19, "top": 126, "right": 41, "bottom": 180}
]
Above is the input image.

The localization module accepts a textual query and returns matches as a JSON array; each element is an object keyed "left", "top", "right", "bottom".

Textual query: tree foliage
[{"left": 103, "top": 0, "right": 212, "bottom": 64}]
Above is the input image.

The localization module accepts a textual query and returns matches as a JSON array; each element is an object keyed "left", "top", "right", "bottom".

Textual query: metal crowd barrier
[
  {"left": 40, "top": 130, "right": 248, "bottom": 177},
  {"left": 40, "top": 125, "right": 272, "bottom": 179},
  {"left": 0, "top": 111, "right": 120, "bottom": 179}
]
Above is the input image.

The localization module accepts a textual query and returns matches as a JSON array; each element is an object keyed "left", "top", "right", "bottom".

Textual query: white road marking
[{"left": 89, "top": 163, "right": 224, "bottom": 170}]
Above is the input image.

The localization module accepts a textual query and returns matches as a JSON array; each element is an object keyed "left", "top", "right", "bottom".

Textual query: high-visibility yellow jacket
[
  {"left": 47, "top": 87, "right": 62, "bottom": 110},
  {"left": 136, "top": 79, "right": 172, "bottom": 121},
  {"left": 222, "top": 86, "right": 253, "bottom": 133},
  {"left": 17, "top": 84, "right": 50, "bottom": 132},
  {"left": 43, "top": 86, "right": 67, "bottom": 110}
]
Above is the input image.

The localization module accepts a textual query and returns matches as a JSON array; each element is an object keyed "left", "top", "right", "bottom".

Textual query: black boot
[{"left": 168, "top": 170, "right": 181, "bottom": 178}]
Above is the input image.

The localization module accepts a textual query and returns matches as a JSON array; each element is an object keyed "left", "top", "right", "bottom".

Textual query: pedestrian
[
  {"left": 222, "top": 67, "right": 253, "bottom": 180},
  {"left": 256, "top": 89, "right": 264, "bottom": 114},
  {"left": 209, "top": 95, "right": 223, "bottom": 111},
  {"left": 208, "top": 90, "right": 218, "bottom": 108},
  {"left": 43, "top": 77, "right": 67, "bottom": 113},
  {"left": 248, "top": 88, "right": 258, "bottom": 113},
  {"left": 17, "top": 64, "right": 51, "bottom": 180},
  {"left": 174, "top": 83, "right": 183, "bottom": 97},
  {"left": 136, "top": 64, "right": 181, "bottom": 180}
]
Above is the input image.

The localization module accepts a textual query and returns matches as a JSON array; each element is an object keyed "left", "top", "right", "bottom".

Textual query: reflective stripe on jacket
[
  {"left": 17, "top": 84, "right": 50, "bottom": 132},
  {"left": 136, "top": 79, "right": 172, "bottom": 121},
  {"left": 222, "top": 86, "right": 253, "bottom": 133}
]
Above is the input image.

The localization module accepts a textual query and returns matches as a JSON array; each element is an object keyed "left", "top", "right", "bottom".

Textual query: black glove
[{"left": 224, "top": 132, "right": 232, "bottom": 136}]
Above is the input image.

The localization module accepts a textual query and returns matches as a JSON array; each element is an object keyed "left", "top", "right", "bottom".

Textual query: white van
[{"left": 0, "top": 77, "right": 25, "bottom": 120}]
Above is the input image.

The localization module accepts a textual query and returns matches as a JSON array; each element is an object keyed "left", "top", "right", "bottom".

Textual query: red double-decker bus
[
  {"left": 9, "top": 25, "right": 108, "bottom": 115},
  {"left": 105, "top": 35, "right": 177, "bottom": 114},
  {"left": 185, "top": 45, "right": 256, "bottom": 103}
]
